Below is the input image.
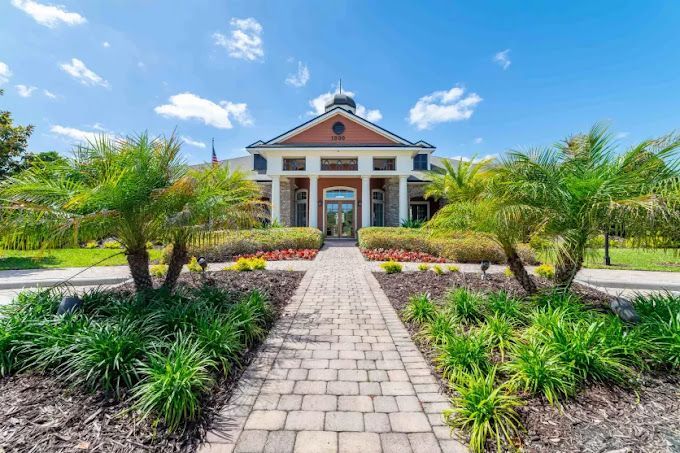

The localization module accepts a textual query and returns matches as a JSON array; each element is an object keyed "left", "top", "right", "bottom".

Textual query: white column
[
  {"left": 308, "top": 176, "right": 318, "bottom": 229},
  {"left": 271, "top": 175, "right": 281, "bottom": 223},
  {"left": 398, "top": 175, "right": 409, "bottom": 224},
  {"left": 361, "top": 176, "right": 371, "bottom": 228}
]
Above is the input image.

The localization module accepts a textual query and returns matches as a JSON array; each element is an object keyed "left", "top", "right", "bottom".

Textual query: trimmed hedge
[
  {"left": 190, "top": 228, "right": 323, "bottom": 262},
  {"left": 358, "top": 227, "right": 537, "bottom": 264}
]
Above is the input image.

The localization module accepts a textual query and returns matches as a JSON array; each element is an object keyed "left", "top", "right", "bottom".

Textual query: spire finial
[{"left": 339, "top": 78, "right": 342, "bottom": 94}]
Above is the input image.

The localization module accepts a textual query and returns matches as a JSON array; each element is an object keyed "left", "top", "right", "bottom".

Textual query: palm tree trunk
[
  {"left": 126, "top": 249, "right": 152, "bottom": 291},
  {"left": 502, "top": 243, "right": 537, "bottom": 295},
  {"left": 162, "top": 242, "right": 188, "bottom": 291},
  {"left": 555, "top": 240, "right": 586, "bottom": 291}
]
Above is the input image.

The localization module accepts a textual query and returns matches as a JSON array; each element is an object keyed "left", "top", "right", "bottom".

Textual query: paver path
[{"left": 200, "top": 242, "right": 466, "bottom": 453}]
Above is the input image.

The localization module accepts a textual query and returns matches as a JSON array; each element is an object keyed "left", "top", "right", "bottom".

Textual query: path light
[
  {"left": 57, "top": 295, "right": 82, "bottom": 315},
  {"left": 610, "top": 296, "right": 640, "bottom": 323},
  {"left": 197, "top": 256, "right": 208, "bottom": 273},
  {"left": 480, "top": 260, "right": 490, "bottom": 280}
]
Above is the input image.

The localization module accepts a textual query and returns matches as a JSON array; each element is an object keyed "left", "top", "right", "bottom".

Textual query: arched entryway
[{"left": 323, "top": 187, "right": 356, "bottom": 238}]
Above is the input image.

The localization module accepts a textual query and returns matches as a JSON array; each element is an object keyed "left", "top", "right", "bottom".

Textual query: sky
[{"left": 1, "top": 0, "right": 680, "bottom": 164}]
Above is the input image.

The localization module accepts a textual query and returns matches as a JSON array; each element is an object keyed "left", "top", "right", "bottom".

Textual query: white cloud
[
  {"left": 11, "top": 0, "right": 85, "bottom": 28},
  {"left": 473, "top": 137, "right": 483, "bottom": 144},
  {"left": 15, "top": 84, "right": 37, "bottom": 97},
  {"left": 493, "top": 49, "right": 511, "bottom": 70},
  {"left": 154, "top": 92, "right": 252, "bottom": 129},
  {"left": 180, "top": 136, "right": 207, "bottom": 148},
  {"left": 408, "top": 85, "right": 482, "bottom": 130},
  {"left": 50, "top": 125, "right": 100, "bottom": 143},
  {"left": 615, "top": 131, "right": 629, "bottom": 139},
  {"left": 285, "top": 61, "right": 310, "bottom": 87},
  {"left": 213, "top": 18, "right": 263, "bottom": 61},
  {"left": 308, "top": 89, "right": 383, "bottom": 122},
  {"left": 43, "top": 89, "right": 57, "bottom": 99},
  {"left": 0, "top": 62, "right": 12, "bottom": 85},
  {"left": 59, "top": 58, "right": 109, "bottom": 88},
  {"left": 91, "top": 122, "right": 107, "bottom": 131},
  {"left": 102, "top": 41, "right": 110, "bottom": 48}
]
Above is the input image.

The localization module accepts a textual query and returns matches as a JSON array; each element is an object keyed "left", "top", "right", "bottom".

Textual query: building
[{"left": 223, "top": 93, "right": 447, "bottom": 238}]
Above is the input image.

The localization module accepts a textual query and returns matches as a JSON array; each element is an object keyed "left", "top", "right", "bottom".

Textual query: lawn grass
[
  {"left": 542, "top": 248, "right": 680, "bottom": 273},
  {"left": 0, "top": 248, "right": 162, "bottom": 270}
]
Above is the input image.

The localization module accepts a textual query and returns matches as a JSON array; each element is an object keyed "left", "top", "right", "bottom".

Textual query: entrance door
[{"left": 325, "top": 201, "right": 355, "bottom": 238}]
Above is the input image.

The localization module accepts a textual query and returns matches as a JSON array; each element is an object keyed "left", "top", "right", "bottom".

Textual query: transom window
[
  {"left": 413, "top": 153, "right": 428, "bottom": 171},
  {"left": 321, "top": 158, "right": 358, "bottom": 171},
  {"left": 373, "top": 158, "right": 396, "bottom": 171},
  {"left": 283, "top": 158, "right": 306, "bottom": 171},
  {"left": 325, "top": 189, "right": 355, "bottom": 200}
]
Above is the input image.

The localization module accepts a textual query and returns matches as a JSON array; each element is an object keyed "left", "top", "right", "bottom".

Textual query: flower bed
[
  {"left": 236, "top": 248, "right": 318, "bottom": 261},
  {"left": 0, "top": 271, "right": 303, "bottom": 450},
  {"left": 358, "top": 227, "right": 537, "bottom": 264},
  {"left": 361, "top": 248, "right": 446, "bottom": 263},
  {"left": 191, "top": 227, "right": 323, "bottom": 261},
  {"left": 374, "top": 271, "right": 680, "bottom": 452}
]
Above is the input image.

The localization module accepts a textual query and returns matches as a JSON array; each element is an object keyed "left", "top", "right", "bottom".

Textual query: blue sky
[{"left": 2, "top": 0, "right": 680, "bottom": 164}]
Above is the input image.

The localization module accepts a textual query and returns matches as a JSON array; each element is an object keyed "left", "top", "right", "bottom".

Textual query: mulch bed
[
  {"left": 0, "top": 270, "right": 304, "bottom": 453},
  {"left": 374, "top": 271, "right": 680, "bottom": 453}
]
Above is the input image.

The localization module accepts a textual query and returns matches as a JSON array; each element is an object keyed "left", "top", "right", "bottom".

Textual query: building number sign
[{"left": 331, "top": 121, "right": 346, "bottom": 141}]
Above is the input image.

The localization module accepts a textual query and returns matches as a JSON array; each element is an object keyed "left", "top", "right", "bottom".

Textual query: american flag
[{"left": 211, "top": 138, "right": 218, "bottom": 166}]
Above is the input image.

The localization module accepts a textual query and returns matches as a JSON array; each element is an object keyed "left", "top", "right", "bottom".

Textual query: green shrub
[
  {"left": 187, "top": 256, "right": 203, "bottom": 273},
  {"left": 635, "top": 293, "right": 680, "bottom": 369},
  {"left": 479, "top": 314, "right": 516, "bottom": 359},
  {"left": 66, "top": 320, "right": 146, "bottom": 396},
  {"left": 83, "top": 240, "right": 98, "bottom": 249},
  {"left": 16, "top": 314, "right": 88, "bottom": 372},
  {"left": 150, "top": 264, "right": 168, "bottom": 277},
  {"left": 227, "top": 291, "right": 272, "bottom": 346},
  {"left": 133, "top": 336, "right": 215, "bottom": 432},
  {"left": 194, "top": 316, "right": 243, "bottom": 375},
  {"left": 535, "top": 263, "right": 555, "bottom": 279},
  {"left": 419, "top": 312, "right": 457, "bottom": 346},
  {"left": 435, "top": 331, "right": 491, "bottom": 384},
  {"left": 103, "top": 240, "right": 123, "bottom": 249},
  {"left": 401, "top": 218, "right": 424, "bottom": 228},
  {"left": 402, "top": 294, "right": 437, "bottom": 325},
  {"left": 380, "top": 261, "right": 403, "bottom": 274},
  {"left": 417, "top": 263, "right": 430, "bottom": 272},
  {"left": 228, "top": 257, "right": 267, "bottom": 272},
  {"left": 432, "top": 264, "right": 444, "bottom": 275},
  {"left": 447, "top": 265, "right": 460, "bottom": 273},
  {"left": 504, "top": 338, "right": 575, "bottom": 406},
  {"left": 358, "top": 227, "right": 437, "bottom": 254},
  {"left": 503, "top": 267, "right": 514, "bottom": 278},
  {"left": 485, "top": 291, "right": 527, "bottom": 324},
  {"left": 192, "top": 227, "right": 323, "bottom": 261},
  {"left": 445, "top": 288, "right": 485, "bottom": 324},
  {"left": 443, "top": 367, "right": 523, "bottom": 453}
]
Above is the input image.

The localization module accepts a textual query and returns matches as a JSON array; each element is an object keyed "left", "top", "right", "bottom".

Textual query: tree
[
  {"left": 424, "top": 157, "right": 539, "bottom": 294},
  {"left": 498, "top": 124, "right": 680, "bottom": 290},
  {"left": 0, "top": 132, "right": 263, "bottom": 293},
  {"left": 0, "top": 89, "right": 34, "bottom": 178}
]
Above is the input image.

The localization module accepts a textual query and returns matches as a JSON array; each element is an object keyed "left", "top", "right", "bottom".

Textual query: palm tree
[
  {"left": 425, "top": 157, "right": 539, "bottom": 294},
  {"left": 0, "top": 132, "right": 264, "bottom": 293},
  {"left": 424, "top": 156, "right": 493, "bottom": 202},
  {"left": 498, "top": 124, "right": 680, "bottom": 290}
]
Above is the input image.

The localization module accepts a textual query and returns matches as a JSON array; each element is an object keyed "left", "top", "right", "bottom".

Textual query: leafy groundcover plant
[
  {"left": 398, "top": 286, "right": 680, "bottom": 452},
  {"left": 0, "top": 284, "right": 276, "bottom": 433}
]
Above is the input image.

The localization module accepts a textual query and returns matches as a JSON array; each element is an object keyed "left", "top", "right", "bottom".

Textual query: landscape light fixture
[
  {"left": 197, "top": 256, "right": 208, "bottom": 272},
  {"left": 480, "top": 260, "right": 490, "bottom": 279},
  {"left": 57, "top": 295, "right": 82, "bottom": 315}
]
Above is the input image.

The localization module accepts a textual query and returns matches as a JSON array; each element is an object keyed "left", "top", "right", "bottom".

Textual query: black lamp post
[{"left": 480, "top": 260, "right": 490, "bottom": 279}]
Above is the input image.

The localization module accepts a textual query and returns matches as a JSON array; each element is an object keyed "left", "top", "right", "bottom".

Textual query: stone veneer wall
[
  {"left": 407, "top": 183, "right": 425, "bottom": 200},
  {"left": 280, "top": 179, "right": 293, "bottom": 226},
  {"left": 384, "top": 178, "right": 400, "bottom": 227}
]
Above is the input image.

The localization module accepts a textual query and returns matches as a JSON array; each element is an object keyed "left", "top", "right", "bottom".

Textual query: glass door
[
  {"left": 325, "top": 201, "right": 355, "bottom": 237},
  {"left": 325, "top": 202, "right": 340, "bottom": 237},
  {"left": 339, "top": 202, "right": 354, "bottom": 237}
]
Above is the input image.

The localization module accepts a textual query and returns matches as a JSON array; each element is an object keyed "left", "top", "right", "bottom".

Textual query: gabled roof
[{"left": 247, "top": 107, "right": 427, "bottom": 149}]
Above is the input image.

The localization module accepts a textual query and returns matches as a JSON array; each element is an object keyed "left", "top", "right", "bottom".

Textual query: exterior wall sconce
[
  {"left": 358, "top": 201, "right": 362, "bottom": 208},
  {"left": 318, "top": 201, "right": 322, "bottom": 207}
]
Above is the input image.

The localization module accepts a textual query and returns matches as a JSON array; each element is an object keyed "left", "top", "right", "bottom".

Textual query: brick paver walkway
[{"left": 200, "top": 243, "right": 466, "bottom": 453}]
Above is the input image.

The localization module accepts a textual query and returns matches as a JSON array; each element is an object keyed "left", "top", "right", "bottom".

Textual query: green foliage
[
  {"left": 192, "top": 227, "right": 323, "bottom": 261},
  {"left": 83, "top": 240, "right": 98, "bottom": 249},
  {"left": 485, "top": 291, "right": 527, "bottom": 324},
  {"left": 401, "top": 218, "right": 424, "bottom": 228},
  {"left": 402, "top": 294, "right": 437, "bottom": 325},
  {"left": 228, "top": 256, "right": 266, "bottom": 272},
  {"left": 419, "top": 312, "right": 457, "bottom": 346},
  {"left": 432, "top": 264, "right": 444, "bottom": 275},
  {"left": 635, "top": 293, "right": 680, "bottom": 369},
  {"left": 445, "top": 288, "right": 485, "bottom": 324},
  {"left": 417, "top": 263, "right": 430, "bottom": 271},
  {"left": 380, "top": 261, "right": 402, "bottom": 274},
  {"left": 194, "top": 316, "right": 243, "bottom": 375},
  {"left": 447, "top": 265, "right": 460, "bottom": 273},
  {"left": 535, "top": 263, "right": 555, "bottom": 279},
  {"left": 187, "top": 256, "right": 203, "bottom": 273},
  {"left": 503, "top": 267, "right": 513, "bottom": 278},
  {"left": 504, "top": 338, "right": 575, "bottom": 406},
  {"left": 150, "top": 264, "right": 168, "bottom": 277},
  {"left": 443, "top": 368, "right": 523, "bottom": 453},
  {"left": 0, "top": 89, "right": 34, "bottom": 178},
  {"left": 435, "top": 331, "right": 491, "bottom": 384},
  {"left": 103, "top": 240, "right": 123, "bottom": 249},
  {"left": 479, "top": 314, "right": 516, "bottom": 359},
  {"left": 133, "top": 335, "right": 214, "bottom": 432}
]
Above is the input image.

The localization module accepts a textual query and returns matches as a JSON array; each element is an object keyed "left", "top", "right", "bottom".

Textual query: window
[
  {"left": 413, "top": 153, "right": 428, "bottom": 171},
  {"left": 321, "top": 158, "right": 358, "bottom": 171},
  {"left": 371, "top": 190, "right": 385, "bottom": 226},
  {"left": 295, "top": 190, "right": 308, "bottom": 227},
  {"left": 283, "top": 158, "right": 306, "bottom": 171},
  {"left": 373, "top": 158, "right": 396, "bottom": 171},
  {"left": 409, "top": 202, "right": 429, "bottom": 221},
  {"left": 253, "top": 154, "right": 267, "bottom": 173},
  {"left": 325, "top": 189, "right": 355, "bottom": 199}
]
